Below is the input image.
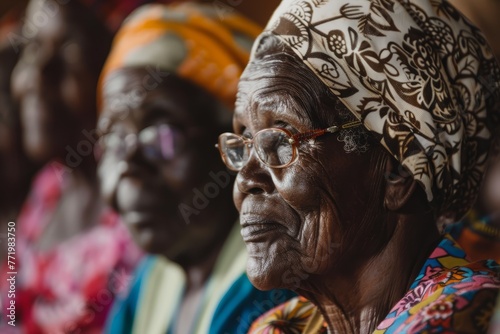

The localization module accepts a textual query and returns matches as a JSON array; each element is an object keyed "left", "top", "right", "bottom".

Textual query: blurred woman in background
[{"left": 1, "top": 0, "right": 147, "bottom": 332}]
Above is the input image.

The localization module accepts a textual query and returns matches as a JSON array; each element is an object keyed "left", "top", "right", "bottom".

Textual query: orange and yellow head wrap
[{"left": 99, "top": 2, "right": 261, "bottom": 110}]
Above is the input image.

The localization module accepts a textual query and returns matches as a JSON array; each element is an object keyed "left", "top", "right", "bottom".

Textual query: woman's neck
[
  {"left": 183, "top": 238, "right": 226, "bottom": 290},
  {"left": 298, "top": 213, "right": 440, "bottom": 334},
  {"left": 175, "top": 211, "right": 236, "bottom": 290}
]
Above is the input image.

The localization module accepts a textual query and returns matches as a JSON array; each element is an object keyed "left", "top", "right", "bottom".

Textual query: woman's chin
[
  {"left": 133, "top": 229, "right": 160, "bottom": 253},
  {"left": 127, "top": 225, "right": 170, "bottom": 255},
  {"left": 246, "top": 256, "right": 295, "bottom": 292}
]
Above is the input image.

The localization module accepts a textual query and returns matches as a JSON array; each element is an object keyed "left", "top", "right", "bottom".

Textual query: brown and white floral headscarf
[{"left": 257, "top": 0, "right": 500, "bottom": 225}]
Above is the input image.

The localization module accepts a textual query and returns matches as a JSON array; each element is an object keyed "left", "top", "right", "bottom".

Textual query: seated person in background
[
  {"left": 1, "top": 0, "right": 144, "bottom": 332},
  {"left": 0, "top": 24, "right": 36, "bottom": 244},
  {"left": 215, "top": 0, "right": 500, "bottom": 332},
  {"left": 97, "top": 3, "right": 295, "bottom": 334}
]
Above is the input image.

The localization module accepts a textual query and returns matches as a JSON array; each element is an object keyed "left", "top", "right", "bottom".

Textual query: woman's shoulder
[
  {"left": 376, "top": 235, "right": 500, "bottom": 334},
  {"left": 248, "top": 296, "right": 327, "bottom": 333},
  {"left": 377, "top": 265, "right": 499, "bottom": 333}
]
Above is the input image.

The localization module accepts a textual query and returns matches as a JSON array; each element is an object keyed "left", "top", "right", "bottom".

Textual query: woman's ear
[{"left": 383, "top": 156, "right": 419, "bottom": 212}]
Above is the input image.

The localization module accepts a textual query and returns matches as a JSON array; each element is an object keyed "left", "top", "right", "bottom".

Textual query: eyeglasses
[
  {"left": 95, "top": 124, "right": 186, "bottom": 163},
  {"left": 217, "top": 120, "right": 362, "bottom": 171}
]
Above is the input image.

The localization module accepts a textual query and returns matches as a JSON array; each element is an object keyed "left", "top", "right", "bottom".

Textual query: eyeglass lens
[
  {"left": 219, "top": 134, "right": 250, "bottom": 171},
  {"left": 219, "top": 129, "right": 295, "bottom": 170},
  {"left": 97, "top": 124, "right": 184, "bottom": 162},
  {"left": 139, "top": 124, "right": 181, "bottom": 161},
  {"left": 254, "top": 129, "right": 293, "bottom": 168}
]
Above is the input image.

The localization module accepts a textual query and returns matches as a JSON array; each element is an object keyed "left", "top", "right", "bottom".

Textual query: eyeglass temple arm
[
  {"left": 326, "top": 120, "right": 362, "bottom": 133},
  {"left": 290, "top": 120, "right": 362, "bottom": 144}
]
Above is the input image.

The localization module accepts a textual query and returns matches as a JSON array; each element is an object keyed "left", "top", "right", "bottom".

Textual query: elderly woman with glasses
[{"left": 216, "top": 0, "right": 500, "bottom": 332}]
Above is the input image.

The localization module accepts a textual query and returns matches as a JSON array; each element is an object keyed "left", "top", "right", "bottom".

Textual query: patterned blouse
[
  {"left": 249, "top": 235, "right": 500, "bottom": 333},
  {"left": 0, "top": 162, "right": 142, "bottom": 333}
]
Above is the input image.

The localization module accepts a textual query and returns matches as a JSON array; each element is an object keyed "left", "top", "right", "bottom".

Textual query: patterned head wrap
[
  {"left": 259, "top": 0, "right": 500, "bottom": 222},
  {"left": 99, "top": 2, "right": 261, "bottom": 109}
]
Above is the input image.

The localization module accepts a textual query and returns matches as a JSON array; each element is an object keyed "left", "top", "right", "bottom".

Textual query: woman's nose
[
  {"left": 235, "top": 151, "right": 275, "bottom": 195},
  {"left": 120, "top": 133, "right": 157, "bottom": 175},
  {"left": 123, "top": 133, "right": 140, "bottom": 161}
]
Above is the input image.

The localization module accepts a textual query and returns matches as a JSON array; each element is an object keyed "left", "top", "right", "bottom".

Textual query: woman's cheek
[
  {"left": 275, "top": 165, "right": 323, "bottom": 210},
  {"left": 303, "top": 205, "right": 339, "bottom": 273}
]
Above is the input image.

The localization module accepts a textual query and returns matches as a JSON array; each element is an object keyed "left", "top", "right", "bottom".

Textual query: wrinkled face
[
  {"left": 233, "top": 52, "right": 384, "bottom": 291},
  {"left": 11, "top": 0, "right": 108, "bottom": 162},
  {"left": 98, "top": 68, "right": 235, "bottom": 262}
]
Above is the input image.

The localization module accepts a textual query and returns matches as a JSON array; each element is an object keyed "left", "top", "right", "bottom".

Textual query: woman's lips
[{"left": 240, "top": 218, "right": 287, "bottom": 242}]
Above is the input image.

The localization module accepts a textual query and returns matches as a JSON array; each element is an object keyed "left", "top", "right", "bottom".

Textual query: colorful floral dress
[
  {"left": 249, "top": 235, "right": 500, "bottom": 333},
  {"left": 0, "top": 162, "right": 142, "bottom": 333}
]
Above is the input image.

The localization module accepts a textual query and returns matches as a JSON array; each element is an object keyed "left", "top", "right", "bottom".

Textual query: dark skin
[
  {"left": 233, "top": 41, "right": 441, "bottom": 333},
  {"left": 98, "top": 67, "right": 237, "bottom": 334},
  {"left": 10, "top": 0, "right": 111, "bottom": 250}
]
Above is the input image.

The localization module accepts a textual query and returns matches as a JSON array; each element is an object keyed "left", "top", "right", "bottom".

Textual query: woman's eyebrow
[{"left": 241, "top": 85, "right": 311, "bottom": 125}]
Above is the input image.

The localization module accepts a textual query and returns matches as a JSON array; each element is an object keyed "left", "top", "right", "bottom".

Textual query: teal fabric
[
  {"left": 105, "top": 256, "right": 157, "bottom": 334},
  {"left": 210, "top": 274, "right": 296, "bottom": 334},
  {"left": 105, "top": 256, "right": 296, "bottom": 334}
]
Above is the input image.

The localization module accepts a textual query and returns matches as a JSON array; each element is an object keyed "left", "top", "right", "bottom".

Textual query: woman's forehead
[
  {"left": 103, "top": 68, "right": 147, "bottom": 97},
  {"left": 235, "top": 74, "right": 314, "bottom": 129},
  {"left": 235, "top": 56, "right": 337, "bottom": 129},
  {"left": 101, "top": 69, "right": 184, "bottom": 124}
]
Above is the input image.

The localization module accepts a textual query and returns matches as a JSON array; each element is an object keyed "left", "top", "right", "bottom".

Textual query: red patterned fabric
[{"left": 0, "top": 162, "right": 142, "bottom": 333}]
